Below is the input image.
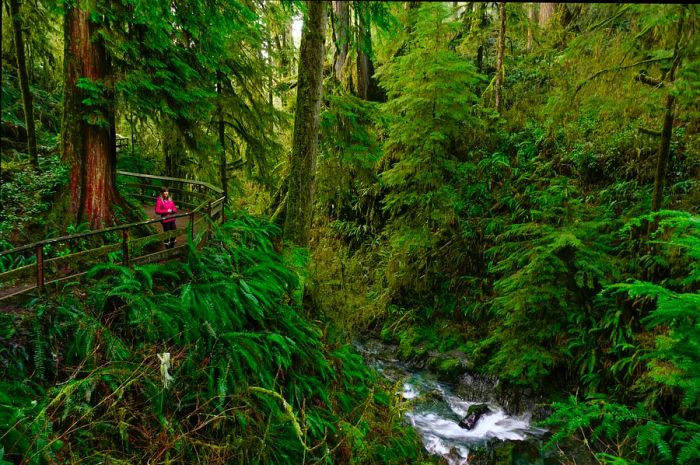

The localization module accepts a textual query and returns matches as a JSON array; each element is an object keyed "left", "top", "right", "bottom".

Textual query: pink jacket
[{"left": 155, "top": 196, "right": 177, "bottom": 223}]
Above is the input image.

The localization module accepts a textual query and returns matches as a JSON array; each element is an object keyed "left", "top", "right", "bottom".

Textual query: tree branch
[
  {"left": 575, "top": 56, "right": 673, "bottom": 95},
  {"left": 587, "top": 4, "right": 631, "bottom": 32}
]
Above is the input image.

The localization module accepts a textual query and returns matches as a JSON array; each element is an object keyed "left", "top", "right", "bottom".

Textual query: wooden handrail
[
  {"left": 0, "top": 172, "right": 227, "bottom": 301},
  {"left": 0, "top": 212, "right": 192, "bottom": 257},
  {"left": 116, "top": 170, "right": 224, "bottom": 195},
  {"left": 0, "top": 196, "right": 225, "bottom": 257}
]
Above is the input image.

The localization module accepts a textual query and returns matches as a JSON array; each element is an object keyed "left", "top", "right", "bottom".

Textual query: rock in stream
[{"left": 354, "top": 339, "right": 554, "bottom": 465}]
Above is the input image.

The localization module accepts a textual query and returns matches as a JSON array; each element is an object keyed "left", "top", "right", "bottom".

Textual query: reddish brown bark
[
  {"left": 355, "top": 1, "right": 384, "bottom": 101},
  {"left": 61, "top": 0, "right": 118, "bottom": 229}
]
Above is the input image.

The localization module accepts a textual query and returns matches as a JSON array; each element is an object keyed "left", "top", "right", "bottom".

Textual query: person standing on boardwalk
[{"left": 155, "top": 187, "right": 178, "bottom": 249}]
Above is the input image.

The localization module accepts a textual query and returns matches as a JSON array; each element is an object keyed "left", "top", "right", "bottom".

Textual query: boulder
[{"left": 458, "top": 403, "right": 490, "bottom": 430}]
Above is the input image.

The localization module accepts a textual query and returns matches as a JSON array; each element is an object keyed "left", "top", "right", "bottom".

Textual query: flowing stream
[{"left": 355, "top": 340, "right": 551, "bottom": 465}]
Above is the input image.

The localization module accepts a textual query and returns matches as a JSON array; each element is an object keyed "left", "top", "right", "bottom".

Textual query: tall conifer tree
[
  {"left": 375, "top": 2, "right": 483, "bottom": 294},
  {"left": 284, "top": 1, "right": 328, "bottom": 247},
  {"left": 9, "top": 0, "right": 38, "bottom": 169},
  {"left": 332, "top": 1, "right": 350, "bottom": 83},
  {"left": 495, "top": 2, "right": 506, "bottom": 114},
  {"left": 60, "top": 0, "right": 118, "bottom": 228}
]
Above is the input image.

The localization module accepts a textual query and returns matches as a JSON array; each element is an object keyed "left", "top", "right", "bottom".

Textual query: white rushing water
[
  {"left": 357, "top": 341, "right": 546, "bottom": 465},
  {"left": 400, "top": 376, "right": 543, "bottom": 465},
  {"left": 399, "top": 377, "right": 546, "bottom": 465}
]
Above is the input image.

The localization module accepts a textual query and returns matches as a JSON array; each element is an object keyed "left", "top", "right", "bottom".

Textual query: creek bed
[{"left": 355, "top": 339, "right": 557, "bottom": 465}]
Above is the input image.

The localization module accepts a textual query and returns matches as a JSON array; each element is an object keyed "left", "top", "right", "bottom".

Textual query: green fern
[{"left": 1, "top": 213, "right": 427, "bottom": 464}]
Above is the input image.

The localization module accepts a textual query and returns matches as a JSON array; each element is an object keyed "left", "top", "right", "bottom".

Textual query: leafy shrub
[{"left": 0, "top": 156, "right": 68, "bottom": 241}]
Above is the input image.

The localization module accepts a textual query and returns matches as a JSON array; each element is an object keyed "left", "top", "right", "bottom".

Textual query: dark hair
[{"left": 160, "top": 187, "right": 169, "bottom": 194}]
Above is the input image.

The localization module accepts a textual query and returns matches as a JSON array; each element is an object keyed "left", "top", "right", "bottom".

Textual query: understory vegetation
[
  {"left": 308, "top": 4, "right": 700, "bottom": 465},
  {"left": 2, "top": 1, "right": 700, "bottom": 464},
  {"left": 0, "top": 215, "right": 429, "bottom": 464}
]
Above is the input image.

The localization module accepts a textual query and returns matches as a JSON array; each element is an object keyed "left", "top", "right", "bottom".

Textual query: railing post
[
  {"left": 122, "top": 229, "right": 130, "bottom": 266},
  {"left": 35, "top": 244, "right": 44, "bottom": 293},
  {"left": 207, "top": 201, "right": 212, "bottom": 239},
  {"left": 221, "top": 199, "right": 226, "bottom": 224},
  {"left": 189, "top": 211, "right": 195, "bottom": 242}
]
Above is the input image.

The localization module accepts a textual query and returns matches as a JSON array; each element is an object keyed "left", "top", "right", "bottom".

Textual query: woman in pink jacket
[{"left": 155, "top": 187, "right": 178, "bottom": 249}]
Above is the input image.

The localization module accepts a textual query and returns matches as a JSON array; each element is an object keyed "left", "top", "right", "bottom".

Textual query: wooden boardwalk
[
  {"left": 0, "top": 171, "right": 225, "bottom": 303},
  {"left": 141, "top": 203, "right": 190, "bottom": 248}
]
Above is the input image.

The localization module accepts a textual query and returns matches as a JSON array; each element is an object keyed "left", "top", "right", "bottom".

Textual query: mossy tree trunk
[
  {"left": 332, "top": 0, "right": 349, "bottom": 83},
  {"left": 283, "top": 1, "right": 327, "bottom": 247},
  {"left": 527, "top": 3, "right": 537, "bottom": 50},
  {"left": 652, "top": 94, "right": 677, "bottom": 212},
  {"left": 495, "top": 2, "right": 506, "bottom": 114},
  {"left": 217, "top": 74, "right": 228, "bottom": 202},
  {"left": 9, "top": 0, "right": 38, "bottom": 170},
  {"left": 61, "top": 0, "right": 119, "bottom": 229},
  {"left": 652, "top": 7, "right": 685, "bottom": 212},
  {"left": 163, "top": 118, "right": 186, "bottom": 179},
  {"left": 275, "top": 27, "right": 292, "bottom": 108},
  {"left": 355, "top": 1, "right": 384, "bottom": 102}
]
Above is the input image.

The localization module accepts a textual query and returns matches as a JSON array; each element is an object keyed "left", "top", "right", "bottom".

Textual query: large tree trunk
[
  {"left": 163, "top": 119, "right": 185, "bottom": 179},
  {"left": 217, "top": 75, "right": 228, "bottom": 202},
  {"left": 332, "top": 0, "right": 349, "bottom": 83},
  {"left": 9, "top": 0, "right": 38, "bottom": 169},
  {"left": 355, "top": 1, "right": 384, "bottom": 101},
  {"left": 538, "top": 2, "right": 556, "bottom": 28},
  {"left": 283, "top": 1, "right": 327, "bottom": 247},
  {"left": 355, "top": 2, "right": 371, "bottom": 99},
  {"left": 61, "top": 0, "right": 118, "bottom": 229},
  {"left": 527, "top": 3, "right": 537, "bottom": 50},
  {"left": 495, "top": 2, "right": 506, "bottom": 114}
]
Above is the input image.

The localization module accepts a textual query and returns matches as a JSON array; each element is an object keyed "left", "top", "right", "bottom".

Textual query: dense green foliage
[
  {"left": 101, "top": 0, "right": 286, "bottom": 184},
  {"left": 1, "top": 1, "right": 64, "bottom": 241},
  {"left": 0, "top": 215, "right": 428, "bottom": 464},
  {"left": 308, "top": 3, "right": 700, "bottom": 464},
  {"left": 2, "top": 1, "right": 700, "bottom": 464}
]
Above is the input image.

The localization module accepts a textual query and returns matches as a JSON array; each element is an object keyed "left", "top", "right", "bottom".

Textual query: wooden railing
[{"left": 0, "top": 171, "right": 226, "bottom": 302}]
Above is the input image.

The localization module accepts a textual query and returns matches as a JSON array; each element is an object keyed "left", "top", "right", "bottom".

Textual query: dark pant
[{"left": 162, "top": 220, "right": 176, "bottom": 248}]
